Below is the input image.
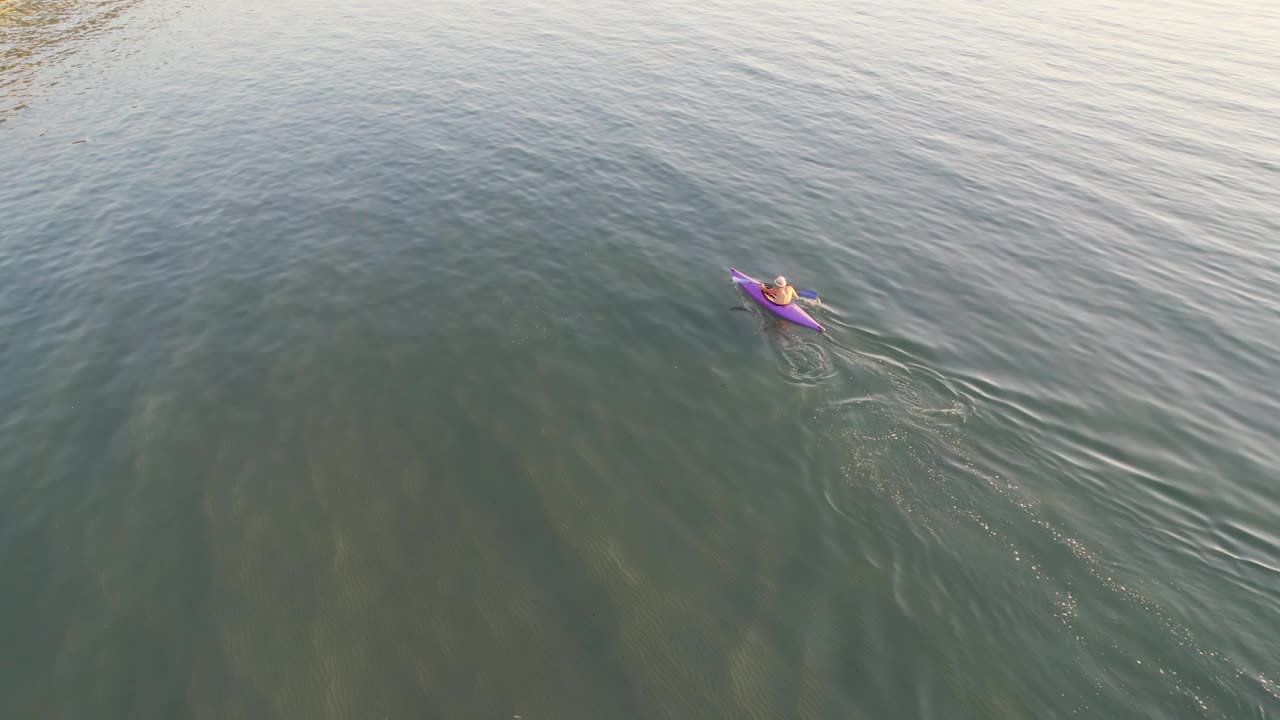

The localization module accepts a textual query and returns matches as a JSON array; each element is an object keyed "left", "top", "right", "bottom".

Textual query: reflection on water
[
  {"left": 0, "top": 0, "right": 142, "bottom": 123},
  {"left": 2, "top": 0, "right": 1279, "bottom": 715}
]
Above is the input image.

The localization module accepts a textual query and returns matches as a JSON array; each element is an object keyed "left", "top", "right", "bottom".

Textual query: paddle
[{"left": 731, "top": 276, "right": 820, "bottom": 302}]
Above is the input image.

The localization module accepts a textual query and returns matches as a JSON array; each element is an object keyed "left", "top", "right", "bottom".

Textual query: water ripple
[{"left": 3, "top": 0, "right": 1279, "bottom": 717}]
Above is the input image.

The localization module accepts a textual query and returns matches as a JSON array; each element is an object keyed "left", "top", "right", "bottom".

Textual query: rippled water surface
[{"left": 2, "top": 0, "right": 1279, "bottom": 717}]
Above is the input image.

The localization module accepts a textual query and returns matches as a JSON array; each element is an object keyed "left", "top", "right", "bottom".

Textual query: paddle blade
[{"left": 798, "top": 289, "right": 819, "bottom": 300}]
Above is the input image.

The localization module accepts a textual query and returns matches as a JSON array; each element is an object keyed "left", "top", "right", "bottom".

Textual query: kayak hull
[{"left": 731, "top": 268, "right": 825, "bottom": 332}]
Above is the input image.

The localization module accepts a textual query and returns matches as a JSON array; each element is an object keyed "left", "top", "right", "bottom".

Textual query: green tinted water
[{"left": 2, "top": 0, "right": 1278, "bottom": 717}]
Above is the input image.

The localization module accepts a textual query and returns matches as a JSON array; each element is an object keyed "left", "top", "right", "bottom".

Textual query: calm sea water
[{"left": 2, "top": 0, "right": 1279, "bottom": 717}]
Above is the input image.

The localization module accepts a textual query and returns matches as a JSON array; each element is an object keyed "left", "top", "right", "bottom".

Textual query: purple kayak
[{"left": 731, "top": 268, "right": 825, "bottom": 332}]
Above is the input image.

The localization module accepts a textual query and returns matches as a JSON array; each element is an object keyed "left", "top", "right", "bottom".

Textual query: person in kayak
[{"left": 762, "top": 276, "right": 798, "bottom": 306}]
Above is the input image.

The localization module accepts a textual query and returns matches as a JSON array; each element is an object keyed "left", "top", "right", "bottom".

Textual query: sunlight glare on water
[{"left": 1, "top": 0, "right": 1278, "bottom": 717}]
